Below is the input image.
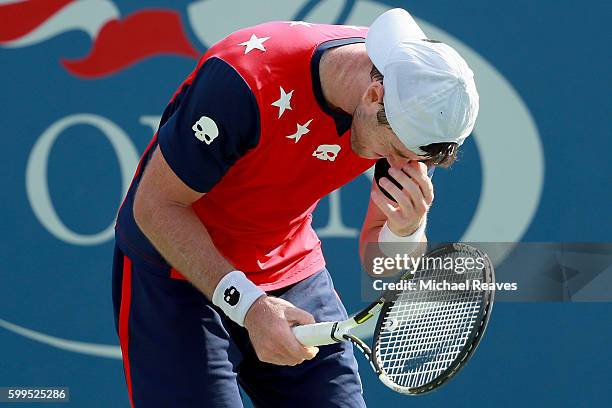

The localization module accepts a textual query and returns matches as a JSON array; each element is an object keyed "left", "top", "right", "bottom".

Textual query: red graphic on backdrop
[
  {"left": 62, "top": 10, "right": 199, "bottom": 78},
  {"left": 0, "top": 0, "right": 73, "bottom": 42},
  {"left": 0, "top": 0, "right": 200, "bottom": 79}
]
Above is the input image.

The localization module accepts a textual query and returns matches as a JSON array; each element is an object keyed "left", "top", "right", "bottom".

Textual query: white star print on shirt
[
  {"left": 271, "top": 87, "right": 294, "bottom": 118},
  {"left": 286, "top": 119, "right": 313, "bottom": 143},
  {"left": 238, "top": 34, "right": 270, "bottom": 54}
]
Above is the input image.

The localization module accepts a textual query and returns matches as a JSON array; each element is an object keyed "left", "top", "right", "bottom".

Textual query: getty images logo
[{"left": 0, "top": 0, "right": 543, "bottom": 359}]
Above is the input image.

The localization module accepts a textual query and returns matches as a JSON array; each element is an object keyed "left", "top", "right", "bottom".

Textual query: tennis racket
[{"left": 292, "top": 243, "right": 495, "bottom": 395}]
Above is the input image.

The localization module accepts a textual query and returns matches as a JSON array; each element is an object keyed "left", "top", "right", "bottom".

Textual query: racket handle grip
[{"left": 292, "top": 322, "right": 339, "bottom": 346}]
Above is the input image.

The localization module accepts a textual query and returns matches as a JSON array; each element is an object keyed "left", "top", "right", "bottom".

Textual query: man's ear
[{"left": 363, "top": 81, "right": 384, "bottom": 104}]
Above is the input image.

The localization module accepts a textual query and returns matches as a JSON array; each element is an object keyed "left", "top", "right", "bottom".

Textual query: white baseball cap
[{"left": 366, "top": 8, "right": 479, "bottom": 155}]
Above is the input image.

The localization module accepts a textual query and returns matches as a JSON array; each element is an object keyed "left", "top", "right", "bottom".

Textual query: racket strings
[
  {"left": 375, "top": 249, "right": 487, "bottom": 391},
  {"left": 382, "top": 297, "right": 480, "bottom": 387}
]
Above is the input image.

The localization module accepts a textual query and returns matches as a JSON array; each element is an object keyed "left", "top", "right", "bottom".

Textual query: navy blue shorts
[{"left": 112, "top": 245, "right": 365, "bottom": 407}]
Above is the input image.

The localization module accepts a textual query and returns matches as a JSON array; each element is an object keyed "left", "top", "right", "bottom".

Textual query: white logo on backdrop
[
  {"left": 26, "top": 114, "right": 140, "bottom": 246},
  {"left": 4, "top": 0, "right": 543, "bottom": 358}
]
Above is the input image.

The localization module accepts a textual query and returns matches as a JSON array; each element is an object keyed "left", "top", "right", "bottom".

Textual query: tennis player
[{"left": 112, "top": 8, "right": 478, "bottom": 408}]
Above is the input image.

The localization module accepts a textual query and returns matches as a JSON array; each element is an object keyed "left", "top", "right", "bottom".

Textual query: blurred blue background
[{"left": 1, "top": 0, "right": 610, "bottom": 406}]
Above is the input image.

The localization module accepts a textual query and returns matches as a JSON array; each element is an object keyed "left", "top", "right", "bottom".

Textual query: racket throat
[
  {"left": 331, "top": 320, "right": 353, "bottom": 342},
  {"left": 353, "top": 300, "right": 384, "bottom": 324}
]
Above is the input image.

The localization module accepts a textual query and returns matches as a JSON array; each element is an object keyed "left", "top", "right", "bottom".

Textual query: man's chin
[
  {"left": 351, "top": 146, "right": 374, "bottom": 159},
  {"left": 349, "top": 139, "right": 375, "bottom": 159},
  {"left": 360, "top": 152, "right": 380, "bottom": 160},
  {"left": 353, "top": 146, "right": 380, "bottom": 160}
]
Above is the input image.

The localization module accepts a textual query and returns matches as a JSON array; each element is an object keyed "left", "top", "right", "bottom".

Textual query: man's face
[{"left": 350, "top": 82, "right": 425, "bottom": 168}]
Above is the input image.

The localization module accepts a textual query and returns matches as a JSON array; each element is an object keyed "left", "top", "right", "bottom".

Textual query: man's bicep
[
  {"left": 157, "top": 57, "right": 260, "bottom": 193},
  {"left": 136, "top": 146, "right": 203, "bottom": 210}
]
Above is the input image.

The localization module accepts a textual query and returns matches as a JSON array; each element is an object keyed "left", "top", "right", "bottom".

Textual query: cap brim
[{"left": 366, "top": 8, "right": 427, "bottom": 75}]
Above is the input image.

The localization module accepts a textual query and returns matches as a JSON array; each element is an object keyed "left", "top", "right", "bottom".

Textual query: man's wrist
[
  {"left": 212, "top": 270, "right": 265, "bottom": 327},
  {"left": 377, "top": 219, "right": 427, "bottom": 259},
  {"left": 379, "top": 218, "right": 427, "bottom": 243}
]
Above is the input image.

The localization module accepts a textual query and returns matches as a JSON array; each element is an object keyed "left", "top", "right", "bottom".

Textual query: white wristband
[
  {"left": 212, "top": 271, "right": 265, "bottom": 327},
  {"left": 378, "top": 219, "right": 427, "bottom": 243},
  {"left": 377, "top": 219, "right": 427, "bottom": 258}
]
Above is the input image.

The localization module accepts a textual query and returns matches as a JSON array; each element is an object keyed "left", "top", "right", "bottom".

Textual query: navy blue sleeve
[{"left": 158, "top": 57, "right": 260, "bottom": 193}]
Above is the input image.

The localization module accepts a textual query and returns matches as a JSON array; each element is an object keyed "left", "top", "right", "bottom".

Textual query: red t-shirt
[{"left": 116, "top": 21, "right": 376, "bottom": 290}]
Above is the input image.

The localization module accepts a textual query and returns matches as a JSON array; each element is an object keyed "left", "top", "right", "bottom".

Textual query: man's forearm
[
  {"left": 134, "top": 197, "right": 233, "bottom": 300},
  {"left": 359, "top": 220, "right": 427, "bottom": 275},
  {"left": 359, "top": 222, "right": 384, "bottom": 265}
]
